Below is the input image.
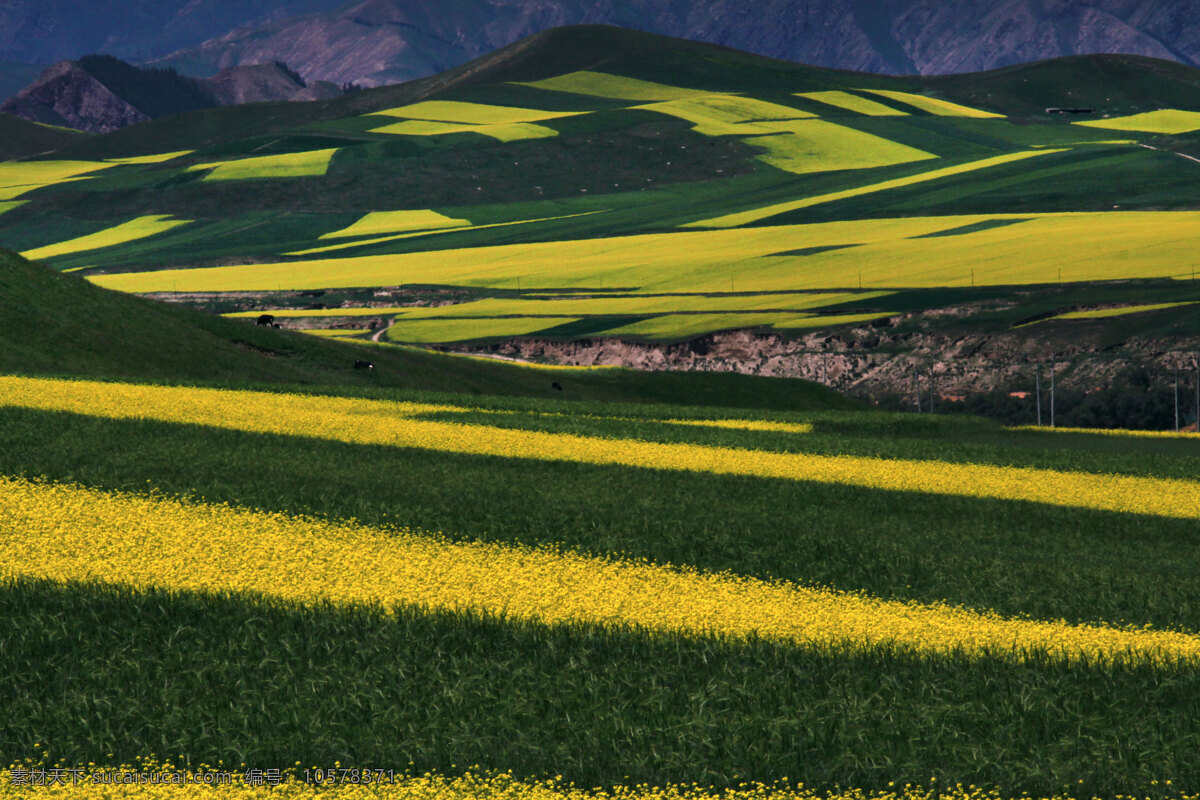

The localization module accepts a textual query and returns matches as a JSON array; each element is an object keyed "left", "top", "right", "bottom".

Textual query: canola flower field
[
  {"left": 4, "top": 67, "right": 1196, "bottom": 344},
  {"left": 4, "top": 375, "right": 1200, "bottom": 795}
]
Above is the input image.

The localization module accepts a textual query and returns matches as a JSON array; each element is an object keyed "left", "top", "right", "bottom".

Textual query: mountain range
[{"left": 1, "top": 0, "right": 1199, "bottom": 90}]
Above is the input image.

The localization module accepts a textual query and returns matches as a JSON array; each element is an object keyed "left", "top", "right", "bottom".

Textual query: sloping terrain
[
  {"left": 2, "top": 25, "right": 1199, "bottom": 407},
  {"left": 1, "top": 56, "right": 341, "bottom": 132},
  {"left": 0, "top": 113, "right": 90, "bottom": 160}
]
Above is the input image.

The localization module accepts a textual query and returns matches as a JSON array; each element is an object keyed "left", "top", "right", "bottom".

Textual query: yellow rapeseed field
[
  {"left": 369, "top": 100, "right": 589, "bottom": 125},
  {"left": 2, "top": 376, "right": 1199, "bottom": 521},
  {"left": 89, "top": 209, "right": 1197, "bottom": 294},
  {"left": 516, "top": 71, "right": 715, "bottom": 101},
  {"left": 319, "top": 209, "right": 472, "bottom": 239},
  {"left": 368, "top": 119, "right": 561, "bottom": 142},
  {"left": 20, "top": 215, "right": 191, "bottom": 260},
  {"left": 0, "top": 160, "right": 116, "bottom": 200},
  {"left": 5, "top": 768, "right": 1182, "bottom": 800},
  {"left": 1075, "top": 109, "right": 1200, "bottom": 134},
  {"left": 5, "top": 474, "right": 1200, "bottom": 663},
  {"left": 796, "top": 91, "right": 908, "bottom": 116},
  {"left": 857, "top": 90, "right": 1002, "bottom": 118},
  {"left": 690, "top": 151, "right": 1059, "bottom": 228},
  {"left": 186, "top": 149, "right": 338, "bottom": 181}
]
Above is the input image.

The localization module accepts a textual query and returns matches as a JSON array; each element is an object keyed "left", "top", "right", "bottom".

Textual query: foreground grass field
[{"left": 2, "top": 373, "right": 1200, "bottom": 796}]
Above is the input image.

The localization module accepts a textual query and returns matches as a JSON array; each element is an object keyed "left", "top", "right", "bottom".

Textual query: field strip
[
  {"left": 0, "top": 771, "right": 1164, "bottom": 800},
  {"left": 2, "top": 376, "right": 1199, "bottom": 520},
  {"left": 186, "top": 148, "right": 338, "bottom": 181},
  {"left": 6, "top": 474, "right": 1200, "bottom": 664},
  {"left": 857, "top": 89, "right": 1002, "bottom": 118},
  {"left": 0, "top": 159, "right": 117, "bottom": 200},
  {"left": 19, "top": 215, "right": 191, "bottom": 260},
  {"left": 368, "top": 99, "right": 589, "bottom": 124},
  {"left": 796, "top": 91, "right": 908, "bottom": 116},
  {"left": 320, "top": 209, "right": 472, "bottom": 239},
  {"left": 1019, "top": 301, "right": 1198, "bottom": 325},
  {"left": 515, "top": 71, "right": 716, "bottom": 101},
  {"left": 287, "top": 209, "right": 609, "bottom": 256},
  {"left": 1076, "top": 109, "right": 1200, "bottom": 134},
  {"left": 104, "top": 150, "right": 193, "bottom": 164},
  {"left": 689, "top": 150, "right": 1062, "bottom": 228}
]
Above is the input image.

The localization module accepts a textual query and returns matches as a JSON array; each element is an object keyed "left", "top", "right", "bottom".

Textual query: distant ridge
[{"left": 0, "top": 56, "right": 343, "bottom": 133}]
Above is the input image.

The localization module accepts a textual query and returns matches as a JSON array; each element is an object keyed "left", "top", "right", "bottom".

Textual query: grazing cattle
[
  {"left": 256, "top": 314, "right": 275, "bottom": 326},
  {"left": 354, "top": 359, "right": 374, "bottom": 370},
  {"left": 551, "top": 382, "right": 563, "bottom": 391}
]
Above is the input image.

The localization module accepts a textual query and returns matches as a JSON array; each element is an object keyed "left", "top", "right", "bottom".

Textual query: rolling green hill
[
  {"left": 1, "top": 25, "right": 1199, "bottom": 406},
  {"left": 0, "top": 247, "right": 853, "bottom": 409},
  {"left": 0, "top": 112, "right": 90, "bottom": 160}
]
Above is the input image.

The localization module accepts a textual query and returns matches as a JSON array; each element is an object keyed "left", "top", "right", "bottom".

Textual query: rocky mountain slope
[
  {"left": 152, "top": 0, "right": 1200, "bottom": 86},
  {"left": 1, "top": 57, "right": 341, "bottom": 132},
  {"left": 2, "top": 0, "right": 1199, "bottom": 88}
]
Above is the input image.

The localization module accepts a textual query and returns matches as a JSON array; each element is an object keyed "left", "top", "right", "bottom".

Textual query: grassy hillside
[
  {"left": 0, "top": 248, "right": 853, "bottom": 409},
  {"left": 1, "top": 25, "right": 1198, "bottom": 392},
  {"left": 0, "top": 112, "right": 90, "bottom": 160}
]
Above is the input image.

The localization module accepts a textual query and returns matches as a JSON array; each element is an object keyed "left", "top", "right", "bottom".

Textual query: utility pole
[
  {"left": 1175, "top": 368, "right": 1180, "bottom": 432},
  {"left": 1036, "top": 361, "right": 1042, "bottom": 426},
  {"left": 913, "top": 364, "right": 921, "bottom": 413},
  {"left": 929, "top": 365, "right": 936, "bottom": 413},
  {"left": 1195, "top": 355, "right": 1199, "bottom": 432},
  {"left": 822, "top": 353, "right": 828, "bottom": 385},
  {"left": 1050, "top": 354, "right": 1056, "bottom": 428}
]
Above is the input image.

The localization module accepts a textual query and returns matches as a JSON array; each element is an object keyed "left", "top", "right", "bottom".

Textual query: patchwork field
[{"left": 3, "top": 373, "right": 1200, "bottom": 798}]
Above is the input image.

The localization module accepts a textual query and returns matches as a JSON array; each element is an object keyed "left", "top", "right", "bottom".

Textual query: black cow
[
  {"left": 354, "top": 359, "right": 375, "bottom": 370},
  {"left": 551, "top": 381, "right": 563, "bottom": 391},
  {"left": 256, "top": 314, "right": 275, "bottom": 326}
]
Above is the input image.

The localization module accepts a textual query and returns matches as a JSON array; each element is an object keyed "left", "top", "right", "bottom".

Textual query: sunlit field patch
[
  {"left": 385, "top": 316, "right": 580, "bottom": 343},
  {"left": 90, "top": 211, "right": 1200, "bottom": 294},
  {"left": 633, "top": 95, "right": 815, "bottom": 135},
  {"left": 19, "top": 215, "right": 191, "bottom": 260},
  {"left": 186, "top": 149, "right": 339, "bottom": 180},
  {"left": 6, "top": 473, "right": 1200, "bottom": 664},
  {"left": 298, "top": 328, "right": 371, "bottom": 337},
  {"left": 1023, "top": 301, "right": 1198, "bottom": 325},
  {"left": 0, "top": 769, "right": 1196, "bottom": 800},
  {"left": 1076, "top": 109, "right": 1200, "bottom": 134},
  {"left": 0, "top": 160, "right": 116, "bottom": 200},
  {"left": 225, "top": 307, "right": 413, "bottom": 319},
  {"left": 516, "top": 70, "right": 716, "bottom": 101},
  {"left": 319, "top": 209, "right": 472, "bottom": 239},
  {"left": 104, "top": 150, "right": 194, "bottom": 164},
  {"left": 796, "top": 91, "right": 908, "bottom": 116},
  {"left": 370, "top": 100, "right": 590, "bottom": 125},
  {"left": 389, "top": 292, "right": 891, "bottom": 319},
  {"left": 858, "top": 90, "right": 1003, "bottom": 118},
  {"left": 691, "top": 151, "right": 1059, "bottom": 227},
  {"left": 286, "top": 210, "right": 608, "bottom": 256},
  {"left": 368, "top": 119, "right": 561, "bottom": 142},
  {"left": 596, "top": 313, "right": 805, "bottom": 339},
  {"left": 741, "top": 120, "right": 936, "bottom": 174},
  {"left": 3, "top": 376, "right": 1199, "bottom": 521}
]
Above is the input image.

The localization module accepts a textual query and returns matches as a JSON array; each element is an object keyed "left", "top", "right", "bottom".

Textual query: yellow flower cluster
[
  {"left": 1008, "top": 425, "right": 1200, "bottom": 440},
  {"left": 2, "top": 376, "right": 1197, "bottom": 520},
  {"left": 0, "top": 767, "right": 1191, "bottom": 800},
  {"left": 4, "top": 475, "right": 1199, "bottom": 664}
]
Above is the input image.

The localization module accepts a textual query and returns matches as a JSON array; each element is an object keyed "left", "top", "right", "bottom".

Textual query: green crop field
[
  {"left": 5, "top": 26, "right": 1200, "bottom": 797},
  {"left": 2, "top": 369, "right": 1200, "bottom": 799}
]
